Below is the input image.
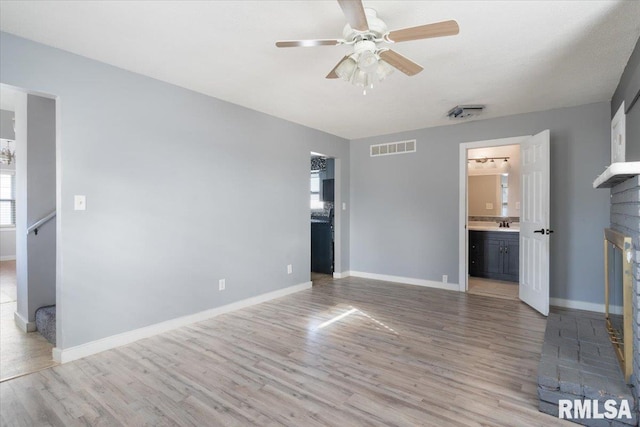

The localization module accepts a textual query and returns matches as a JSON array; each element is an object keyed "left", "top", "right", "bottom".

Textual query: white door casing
[
  {"left": 458, "top": 135, "right": 529, "bottom": 293},
  {"left": 519, "top": 130, "right": 550, "bottom": 316}
]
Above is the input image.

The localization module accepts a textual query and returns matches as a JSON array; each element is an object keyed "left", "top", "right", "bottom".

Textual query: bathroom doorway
[
  {"left": 466, "top": 143, "right": 521, "bottom": 300},
  {"left": 458, "top": 132, "right": 552, "bottom": 316}
]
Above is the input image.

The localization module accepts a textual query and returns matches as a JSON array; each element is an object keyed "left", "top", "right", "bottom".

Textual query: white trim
[
  {"left": 0, "top": 255, "right": 16, "bottom": 261},
  {"left": 0, "top": 227, "right": 16, "bottom": 231},
  {"left": 458, "top": 136, "right": 530, "bottom": 293},
  {"left": 14, "top": 311, "right": 36, "bottom": 332},
  {"left": 333, "top": 271, "right": 350, "bottom": 278},
  {"left": 349, "top": 271, "right": 459, "bottom": 291},
  {"left": 550, "top": 297, "right": 623, "bottom": 315},
  {"left": 52, "top": 281, "right": 312, "bottom": 364}
]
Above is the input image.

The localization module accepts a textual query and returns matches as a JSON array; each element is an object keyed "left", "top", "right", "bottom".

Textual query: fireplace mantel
[{"left": 593, "top": 161, "right": 640, "bottom": 188}]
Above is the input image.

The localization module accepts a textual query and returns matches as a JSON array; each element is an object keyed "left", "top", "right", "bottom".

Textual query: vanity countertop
[{"left": 468, "top": 221, "right": 519, "bottom": 233}]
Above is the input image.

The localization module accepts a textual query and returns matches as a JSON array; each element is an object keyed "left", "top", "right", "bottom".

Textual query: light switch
[
  {"left": 516, "top": 201, "right": 520, "bottom": 210},
  {"left": 485, "top": 202, "right": 493, "bottom": 210},
  {"left": 74, "top": 195, "right": 86, "bottom": 211},
  {"left": 342, "top": 202, "right": 347, "bottom": 210}
]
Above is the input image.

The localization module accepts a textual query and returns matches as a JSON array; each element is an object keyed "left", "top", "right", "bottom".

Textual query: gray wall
[
  {"left": 0, "top": 32, "right": 349, "bottom": 348},
  {"left": 350, "top": 102, "right": 610, "bottom": 304},
  {"left": 0, "top": 109, "right": 15, "bottom": 140},
  {"left": 25, "top": 94, "right": 56, "bottom": 322}
]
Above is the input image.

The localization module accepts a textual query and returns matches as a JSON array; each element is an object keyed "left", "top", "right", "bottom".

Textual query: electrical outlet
[
  {"left": 287, "top": 264, "right": 292, "bottom": 274},
  {"left": 442, "top": 275, "right": 448, "bottom": 283},
  {"left": 485, "top": 202, "right": 493, "bottom": 210},
  {"left": 218, "top": 279, "right": 225, "bottom": 291}
]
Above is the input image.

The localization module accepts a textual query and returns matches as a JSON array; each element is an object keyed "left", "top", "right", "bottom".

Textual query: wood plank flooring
[
  {"left": 1, "top": 276, "right": 573, "bottom": 426},
  {"left": 0, "top": 261, "right": 57, "bottom": 382},
  {"left": 468, "top": 277, "right": 519, "bottom": 301}
]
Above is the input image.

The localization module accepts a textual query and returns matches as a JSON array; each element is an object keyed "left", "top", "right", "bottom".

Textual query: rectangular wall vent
[{"left": 370, "top": 139, "right": 416, "bottom": 157}]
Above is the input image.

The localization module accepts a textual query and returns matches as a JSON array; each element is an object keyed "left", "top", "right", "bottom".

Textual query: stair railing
[{"left": 26, "top": 210, "right": 56, "bottom": 236}]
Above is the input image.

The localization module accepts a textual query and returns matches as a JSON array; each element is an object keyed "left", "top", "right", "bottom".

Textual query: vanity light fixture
[{"left": 468, "top": 156, "right": 510, "bottom": 171}]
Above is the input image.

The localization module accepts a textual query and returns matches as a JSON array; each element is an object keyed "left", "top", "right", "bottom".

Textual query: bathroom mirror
[{"left": 468, "top": 174, "right": 509, "bottom": 217}]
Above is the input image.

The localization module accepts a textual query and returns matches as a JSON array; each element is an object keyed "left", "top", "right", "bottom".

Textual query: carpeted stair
[{"left": 35, "top": 305, "right": 56, "bottom": 345}]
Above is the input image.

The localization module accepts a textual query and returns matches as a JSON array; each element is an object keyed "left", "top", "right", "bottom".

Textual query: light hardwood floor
[
  {"left": 0, "top": 260, "right": 57, "bottom": 382},
  {"left": 0, "top": 276, "right": 572, "bottom": 426},
  {"left": 468, "top": 277, "right": 519, "bottom": 301}
]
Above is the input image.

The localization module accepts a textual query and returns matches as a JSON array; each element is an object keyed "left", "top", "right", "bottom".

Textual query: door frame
[{"left": 458, "top": 135, "right": 530, "bottom": 292}]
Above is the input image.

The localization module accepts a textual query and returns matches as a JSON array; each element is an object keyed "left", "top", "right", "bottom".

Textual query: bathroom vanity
[{"left": 468, "top": 224, "right": 519, "bottom": 283}]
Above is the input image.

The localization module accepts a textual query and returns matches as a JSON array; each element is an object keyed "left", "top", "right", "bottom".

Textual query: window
[
  {"left": 310, "top": 171, "right": 324, "bottom": 210},
  {"left": 0, "top": 173, "right": 16, "bottom": 227}
]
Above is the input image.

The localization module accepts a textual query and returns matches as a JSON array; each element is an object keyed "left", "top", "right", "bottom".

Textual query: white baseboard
[
  {"left": 0, "top": 255, "right": 16, "bottom": 261},
  {"left": 550, "top": 297, "right": 622, "bottom": 315},
  {"left": 349, "top": 271, "right": 459, "bottom": 292},
  {"left": 333, "top": 271, "right": 350, "bottom": 279},
  {"left": 53, "top": 281, "right": 312, "bottom": 364},
  {"left": 14, "top": 311, "right": 36, "bottom": 332}
]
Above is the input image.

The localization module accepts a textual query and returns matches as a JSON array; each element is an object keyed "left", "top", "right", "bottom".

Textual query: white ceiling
[{"left": 1, "top": 1, "right": 639, "bottom": 139}]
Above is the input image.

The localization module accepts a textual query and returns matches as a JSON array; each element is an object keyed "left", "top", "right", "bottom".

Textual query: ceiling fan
[{"left": 275, "top": 0, "right": 460, "bottom": 94}]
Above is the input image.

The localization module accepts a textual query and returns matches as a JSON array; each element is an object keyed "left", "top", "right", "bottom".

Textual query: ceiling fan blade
[
  {"left": 387, "top": 20, "right": 459, "bottom": 43},
  {"left": 379, "top": 50, "right": 423, "bottom": 76},
  {"left": 337, "top": 0, "right": 369, "bottom": 32},
  {"left": 326, "top": 56, "right": 350, "bottom": 79},
  {"left": 276, "top": 39, "right": 341, "bottom": 48}
]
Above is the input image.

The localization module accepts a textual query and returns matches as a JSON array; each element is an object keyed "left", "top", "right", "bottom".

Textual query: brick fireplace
[
  {"left": 536, "top": 180, "right": 639, "bottom": 425},
  {"left": 611, "top": 177, "right": 640, "bottom": 404}
]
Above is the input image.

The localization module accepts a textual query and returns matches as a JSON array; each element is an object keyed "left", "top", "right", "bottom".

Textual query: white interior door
[{"left": 519, "top": 130, "right": 551, "bottom": 316}]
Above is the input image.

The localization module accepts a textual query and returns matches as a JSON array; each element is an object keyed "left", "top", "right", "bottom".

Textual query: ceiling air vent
[
  {"left": 447, "top": 105, "right": 485, "bottom": 119},
  {"left": 370, "top": 139, "right": 416, "bottom": 157}
]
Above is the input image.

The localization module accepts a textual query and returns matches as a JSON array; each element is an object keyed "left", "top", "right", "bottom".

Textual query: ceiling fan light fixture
[
  {"left": 335, "top": 57, "right": 357, "bottom": 81},
  {"left": 351, "top": 68, "right": 369, "bottom": 88},
  {"left": 357, "top": 50, "right": 378, "bottom": 72},
  {"left": 376, "top": 58, "right": 394, "bottom": 81},
  {"left": 276, "top": 1, "right": 460, "bottom": 95}
]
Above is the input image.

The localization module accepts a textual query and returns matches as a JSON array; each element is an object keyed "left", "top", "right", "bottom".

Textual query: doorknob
[
  {"left": 546, "top": 229, "right": 554, "bottom": 235},
  {"left": 534, "top": 228, "right": 545, "bottom": 234}
]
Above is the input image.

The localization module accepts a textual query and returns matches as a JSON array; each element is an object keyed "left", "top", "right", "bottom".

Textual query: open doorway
[
  {"left": 466, "top": 144, "right": 521, "bottom": 300},
  {"left": 458, "top": 132, "right": 551, "bottom": 316},
  {"left": 0, "top": 85, "right": 58, "bottom": 381},
  {"left": 310, "top": 154, "right": 335, "bottom": 285}
]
